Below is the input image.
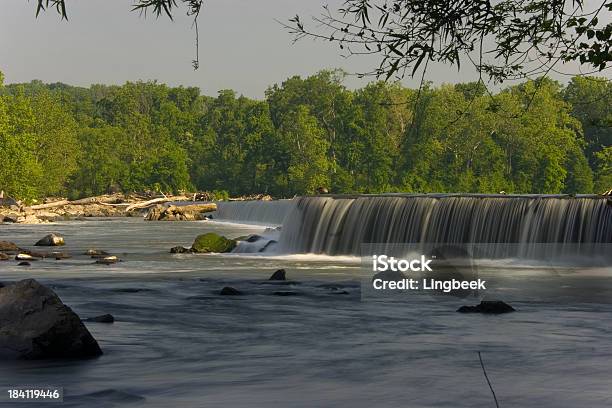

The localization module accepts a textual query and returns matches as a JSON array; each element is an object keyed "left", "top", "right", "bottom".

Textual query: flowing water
[{"left": 1, "top": 195, "right": 611, "bottom": 407}]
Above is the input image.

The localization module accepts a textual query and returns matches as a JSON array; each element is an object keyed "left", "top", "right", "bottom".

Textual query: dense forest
[{"left": 0, "top": 69, "right": 610, "bottom": 200}]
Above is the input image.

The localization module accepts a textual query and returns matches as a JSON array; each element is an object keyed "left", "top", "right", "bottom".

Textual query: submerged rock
[
  {"left": 457, "top": 300, "right": 516, "bottom": 314},
  {"left": 95, "top": 256, "right": 119, "bottom": 265},
  {"left": 85, "top": 249, "right": 109, "bottom": 258},
  {"left": 112, "top": 288, "right": 153, "bottom": 293},
  {"left": 191, "top": 233, "right": 236, "bottom": 253},
  {"left": 0, "top": 279, "right": 102, "bottom": 359},
  {"left": 35, "top": 233, "right": 65, "bottom": 247},
  {"left": 236, "top": 234, "right": 263, "bottom": 243},
  {"left": 84, "top": 314, "right": 114, "bottom": 324},
  {"left": 18, "top": 261, "right": 31, "bottom": 266},
  {"left": 50, "top": 252, "right": 71, "bottom": 260},
  {"left": 0, "top": 241, "right": 20, "bottom": 253},
  {"left": 22, "top": 250, "right": 49, "bottom": 258},
  {"left": 272, "top": 291, "right": 300, "bottom": 296},
  {"left": 170, "top": 246, "right": 192, "bottom": 254},
  {"left": 258, "top": 240, "right": 278, "bottom": 253},
  {"left": 219, "top": 286, "right": 242, "bottom": 296},
  {"left": 0, "top": 253, "right": 8, "bottom": 261},
  {"left": 268, "top": 269, "right": 287, "bottom": 281}
]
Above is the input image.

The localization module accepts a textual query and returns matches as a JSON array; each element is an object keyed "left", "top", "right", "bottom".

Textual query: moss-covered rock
[{"left": 192, "top": 233, "right": 237, "bottom": 253}]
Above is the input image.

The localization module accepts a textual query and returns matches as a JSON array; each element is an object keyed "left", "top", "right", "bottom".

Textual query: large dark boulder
[
  {"left": 457, "top": 300, "right": 516, "bottom": 314},
  {"left": 0, "top": 279, "right": 102, "bottom": 359},
  {"left": 35, "top": 233, "right": 65, "bottom": 247},
  {"left": 191, "top": 233, "right": 236, "bottom": 253}
]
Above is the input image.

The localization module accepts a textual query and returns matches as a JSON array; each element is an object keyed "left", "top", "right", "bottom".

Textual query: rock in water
[
  {"left": 50, "top": 252, "right": 71, "bottom": 260},
  {"left": 0, "top": 241, "right": 20, "bottom": 253},
  {"left": 85, "top": 249, "right": 109, "bottom": 258},
  {"left": 18, "top": 262, "right": 31, "bottom": 266},
  {"left": 144, "top": 205, "right": 164, "bottom": 221},
  {"left": 457, "top": 301, "right": 516, "bottom": 314},
  {"left": 0, "top": 215, "right": 18, "bottom": 223},
  {"left": 0, "top": 279, "right": 102, "bottom": 359},
  {"left": 268, "top": 269, "right": 287, "bottom": 281},
  {"left": 0, "top": 253, "right": 8, "bottom": 261},
  {"left": 84, "top": 314, "right": 114, "bottom": 323},
  {"left": 259, "top": 240, "right": 277, "bottom": 253},
  {"left": 95, "top": 256, "right": 119, "bottom": 265},
  {"left": 191, "top": 233, "right": 237, "bottom": 253},
  {"left": 35, "top": 233, "right": 65, "bottom": 247},
  {"left": 272, "top": 291, "right": 300, "bottom": 296},
  {"left": 15, "top": 253, "right": 36, "bottom": 261},
  {"left": 219, "top": 287, "right": 242, "bottom": 296},
  {"left": 170, "top": 246, "right": 192, "bottom": 254}
]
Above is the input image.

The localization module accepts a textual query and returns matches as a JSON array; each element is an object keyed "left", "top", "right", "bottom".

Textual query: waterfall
[
  {"left": 274, "top": 195, "right": 612, "bottom": 255},
  {"left": 213, "top": 200, "right": 294, "bottom": 225}
]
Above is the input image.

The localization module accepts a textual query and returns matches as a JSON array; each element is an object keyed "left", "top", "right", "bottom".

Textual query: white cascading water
[
  {"left": 274, "top": 195, "right": 611, "bottom": 255},
  {"left": 214, "top": 195, "right": 611, "bottom": 256}
]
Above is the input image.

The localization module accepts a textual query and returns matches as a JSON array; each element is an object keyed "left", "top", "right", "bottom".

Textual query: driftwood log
[
  {"left": 125, "top": 196, "right": 190, "bottom": 212},
  {"left": 25, "top": 194, "right": 191, "bottom": 212},
  {"left": 27, "top": 194, "right": 126, "bottom": 210}
]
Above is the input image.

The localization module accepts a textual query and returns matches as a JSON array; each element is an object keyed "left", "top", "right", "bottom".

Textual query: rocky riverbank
[
  {"left": 0, "top": 193, "right": 276, "bottom": 224},
  {"left": 0, "top": 194, "right": 138, "bottom": 224}
]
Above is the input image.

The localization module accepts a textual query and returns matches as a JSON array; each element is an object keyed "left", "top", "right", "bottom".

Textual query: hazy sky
[{"left": 0, "top": 0, "right": 607, "bottom": 98}]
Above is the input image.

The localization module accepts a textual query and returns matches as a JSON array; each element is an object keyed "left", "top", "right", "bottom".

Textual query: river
[{"left": 1, "top": 197, "right": 611, "bottom": 407}]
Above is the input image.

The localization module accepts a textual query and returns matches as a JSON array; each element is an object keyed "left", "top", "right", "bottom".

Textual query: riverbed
[{"left": 1, "top": 218, "right": 612, "bottom": 407}]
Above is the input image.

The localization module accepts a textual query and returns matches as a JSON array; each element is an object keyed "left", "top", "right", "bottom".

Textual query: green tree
[
  {"left": 30, "top": 90, "right": 79, "bottom": 195},
  {"left": 0, "top": 85, "right": 41, "bottom": 199},
  {"left": 593, "top": 146, "right": 612, "bottom": 193},
  {"left": 69, "top": 125, "right": 128, "bottom": 197},
  {"left": 564, "top": 77, "right": 612, "bottom": 168},
  {"left": 276, "top": 106, "right": 330, "bottom": 195}
]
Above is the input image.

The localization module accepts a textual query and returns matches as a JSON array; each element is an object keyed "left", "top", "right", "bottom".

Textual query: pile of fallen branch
[{"left": 26, "top": 194, "right": 191, "bottom": 212}]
